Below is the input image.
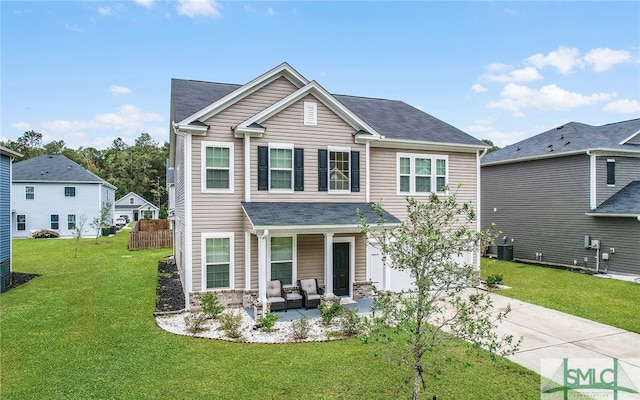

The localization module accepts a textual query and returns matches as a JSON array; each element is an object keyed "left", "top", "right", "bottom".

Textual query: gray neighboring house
[
  {"left": 12, "top": 155, "right": 116, "bottom": 238},
  {"left": 1, "top": 146, "right": 22, "bottom": 292},
  {"left": 481, "top": 118, "right": 640, "bottom": 275},
  {"left": 114, "top": 192, "right": 160, "bottom": 222}
]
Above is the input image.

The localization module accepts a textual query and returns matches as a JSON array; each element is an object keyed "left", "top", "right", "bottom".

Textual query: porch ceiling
[{"left": 241, "top": 202, "right": 400, "bottom": 232}]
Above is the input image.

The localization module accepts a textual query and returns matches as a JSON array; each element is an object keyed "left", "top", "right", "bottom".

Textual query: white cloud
[
  {"left": 267, "top": 7, "right": 275, "bottom": 16},
  {"left": 483, "top": 130, "right": 529, "bottom": 148},
  {"left": 98, "top": 6, "right": 114, "bottom": 16},
  {"left": 583, "top": 48, "right": 631, "bottom": 72},
  {"left": 525, "top": 46, "right": 582, "bottom": 74},
  {"left": 603, "top": 99, "right": 640, "bottom": 113},
  {"left": 176, "top": 0, "right": 222, "bottom": 18},
  {"left": 243, "top": 5, "right": 256, "bottom": 13},
  {"left": 482, "top": 66, "right": 542, "bottom": 83},
  {"left": 471, "top": 84, "right": 487, "bottom": 93},
  {"left": 109, "top": 85, "right": 132, "bottom": 96},
  {"left": 65, "top": 24, "right": 82, "bottom": 32},
  {"left": 134, "top": 0, "right": 154, "bottom": 9},
  {"left": 10, "top": 122, "right": 31, "bottom": 131},
  {"left": 487, "top": 83, "right": 616, "bottom": 115}
]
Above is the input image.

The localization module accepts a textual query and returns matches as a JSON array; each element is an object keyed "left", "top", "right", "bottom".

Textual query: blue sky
[{"left": 2, "top": 1, "right": 639, "bottom": 150}]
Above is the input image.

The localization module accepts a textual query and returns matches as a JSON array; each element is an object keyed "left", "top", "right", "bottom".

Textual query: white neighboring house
[
  {"left": 114, "top": 192, "right": 159, "bottom": 222},
  {"left": 11, "top": 154, "right": 116, "bottom": 238}
]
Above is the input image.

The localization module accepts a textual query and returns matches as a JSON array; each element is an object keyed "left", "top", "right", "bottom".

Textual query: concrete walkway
[{"left": 488, "top": 292, "right": 640, "bottom": 382}]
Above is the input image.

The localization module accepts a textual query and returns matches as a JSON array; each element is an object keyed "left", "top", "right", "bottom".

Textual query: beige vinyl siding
[
  {"left": 190, "top": 76, "right": 301, "bottom": 292},
  {"left": 369, "top": 147, "right": 478, "bottom": 220},
  {"left": 596, "top": 155, "right": 640, "bottom": 206},
  {"left": 251, "top": 94, "right": 367, "bottom": 202},
  {"left": 174, "top": 134, "right": 187, "bottom": 282},
  {"left": 296, "top": 234, "right": 325, "bottom": 285}
]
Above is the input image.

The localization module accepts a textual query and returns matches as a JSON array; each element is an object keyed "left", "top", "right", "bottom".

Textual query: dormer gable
[{"left": 233, "top": 81, "right": 379, "bottom": 140}]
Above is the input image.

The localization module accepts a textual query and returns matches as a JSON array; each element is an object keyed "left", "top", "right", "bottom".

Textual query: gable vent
[{"left": 304, "top": 101, "right": 317, "bottom": 126}]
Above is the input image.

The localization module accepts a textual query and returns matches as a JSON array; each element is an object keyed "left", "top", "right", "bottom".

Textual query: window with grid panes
[
  {"left": 270, "top": 236, "right": 293, "bottom": 285},
  {"left": 205, "top": 237, "right": 230, "bottom": 289}
]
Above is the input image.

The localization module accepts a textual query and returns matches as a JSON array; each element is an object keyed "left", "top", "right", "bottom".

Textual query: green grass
[
  {"left": 481, "top": 258, "right": 640, "bottom": 333},
  {"left": 1, "top": 232, "right": 540, "bottom": 399}
]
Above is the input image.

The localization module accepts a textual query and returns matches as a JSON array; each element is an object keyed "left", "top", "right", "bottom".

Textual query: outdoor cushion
[
  {"left": 300, "top": 279, "right": 316, "bottom": 295},
  {"left": 266, "top": 281, "right": 282, "bottom": 297},
  {"left": 286, "top": 293, "right": 302, "bottom": 301}
]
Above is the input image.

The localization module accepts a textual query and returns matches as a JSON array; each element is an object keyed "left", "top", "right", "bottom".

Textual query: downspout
[
  {"left": 243, "top": 134, "right": 251, "bottom": 290},
  {"left": 476, "top": 147, "right": 488, "bottom": 271},
  {"left": 365, "top": 141, "right": 370, "bottom": 203}
]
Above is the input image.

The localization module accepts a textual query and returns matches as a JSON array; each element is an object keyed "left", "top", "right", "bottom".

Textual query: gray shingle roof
[
  {"left": 590, "top": 181, "right": 640, "bottom": 216},
  {"left": 482, "top": 118, "right": 640, "bottom": 165},
  {"left": 13, "top": 154, "right": 114, "bottom": 188},
  {"left": 170, "top": 78, "right": 485, "bottom": 147},
  {"left": 242, "top": 202, "right": 399, "bottom": 228}
]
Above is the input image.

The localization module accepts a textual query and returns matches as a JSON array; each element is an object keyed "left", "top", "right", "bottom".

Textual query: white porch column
[
  {"left": 244, "top": 232, "right": 251, "bottom": 290},
  {"left": 324, "top": 233, "right": 334, "bottom": 296},
  {"left": 258, "top": 230, "right": 269, "bottom": 305}
]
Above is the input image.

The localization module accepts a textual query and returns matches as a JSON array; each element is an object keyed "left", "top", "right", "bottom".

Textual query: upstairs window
[
  {"left": 202, "top": 141, "right": 234, "bottom": 193},
  {"left": 64, "top": 186, "right": 76, "bottom": 197},
  {"left": 270, "top": 146, "right": 293, "bottom": 190},
  {"left": 606, "top": 159, "right": 615, "bottom": 186},
  {"left": 329, "top": 148, "right": 350, "bottom": 192},
  {"left": 397, "top": 153, "right": 448, "bottom": 195},
  {"left": 50, "top": 214, "right": 59, "bottom": 230},
  {"left": 129, "top": 197, "right": 135, "bottom": 205},
  {"left": 25, "top": 186, "right": 34, "bottom": 200}
]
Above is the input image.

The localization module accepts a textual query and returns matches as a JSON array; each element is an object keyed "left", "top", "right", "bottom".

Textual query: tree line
[{"left": 1, "top": 130, "right": 169, "bottom": 218}]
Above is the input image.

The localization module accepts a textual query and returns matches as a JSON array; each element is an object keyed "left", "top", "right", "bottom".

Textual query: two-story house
[
  {"left": 169, "top": 63, "right": 488, "bottom": 310},
  {"left": 114, "top": 192, "right": 159, "bottom": 222},
  {"left": 1, "top": 146, "right": 21, "bottom": 292},
  {"left": 12, "top": 154, "right": 116, "bottom": 238},
  {"left": 481, "top": 119, "right": 640, "bottom": 276}
]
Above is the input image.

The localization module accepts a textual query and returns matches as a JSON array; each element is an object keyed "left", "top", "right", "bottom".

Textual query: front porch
[{"left": 246, "top": 297, "right": 374, "bottom": 322}]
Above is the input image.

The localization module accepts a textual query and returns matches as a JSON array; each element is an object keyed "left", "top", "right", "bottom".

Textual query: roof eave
[
  {"left": 372, "top": 138, "right": 488, "bottom": 153},
  {"left": 482, "top": 147, "right": 640, "bottom": 167},
  {"left": 585, "top": 212, "right": 640, "bottom": 218}
]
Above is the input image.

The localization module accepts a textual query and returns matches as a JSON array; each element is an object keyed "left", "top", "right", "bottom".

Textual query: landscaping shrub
[
  {"left": 290, "top": 318, "right": 311, "bottom": 341},
  {"left": 200, "top": 293, "right": 224, "bottom": 319},
  {"left": 218, "top": 310, "right": 243, "bottom": 340},
  {"left": 258, "top": 311, "right": 280, "bottom": 332},
  {"left": 318, "top": 298, "right": 344, "bottom": 326},
  {"left": 339, "top": 307, "right": 367, "bottom": 337},
  {"left": 184, "top": 312, "right": 208, "bottom": 334},
  {"left": 486, "top": 273, "right": 504, "bottom": 288}
]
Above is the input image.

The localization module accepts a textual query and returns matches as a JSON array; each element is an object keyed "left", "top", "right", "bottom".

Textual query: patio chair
[
  {"left": 298, "top": 278, "right": 324, "bottom": 309},
  {"left": 266, "top": 280, "right": 287, "bottom": 312},
  {"left": 285, "top": 291, "right": 303, "bottom": 310}
]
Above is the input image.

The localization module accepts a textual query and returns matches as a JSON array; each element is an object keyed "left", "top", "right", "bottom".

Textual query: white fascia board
[
  {"left": 585, "top": 212, "right": 639, "bottom": 218},
  {"left": 371, "top": 138, "right": 487, "bottom": 153},
  {"left": 234, "top": 126, "right": 265, "bottom": 138},
  {"left": 0, "top": 146, "right": 22, "bottom": 158},
  {"left": 180, "top": 62, "right": 309, "bottom": 126},
  {"left": 174, "top": 122, "right": 207, "bottom": 136},
  {"left": 235, "top": 81, "right": 380, "bottom": 138},
  {"left": 250, "top": 223, "right": 399, "bottom": 235},
  {"left": 619, "top": 129, "right": 640, "bottom": 145}
]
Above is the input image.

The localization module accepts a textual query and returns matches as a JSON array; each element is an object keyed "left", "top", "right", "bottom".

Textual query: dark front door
[{"left": 333, "top": 242, "right": 350, "bottom": 296}]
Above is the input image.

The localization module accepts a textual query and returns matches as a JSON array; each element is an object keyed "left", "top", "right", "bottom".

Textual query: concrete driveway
[{"left": 488, "top": 292, "right": 640, "bottom": 388}]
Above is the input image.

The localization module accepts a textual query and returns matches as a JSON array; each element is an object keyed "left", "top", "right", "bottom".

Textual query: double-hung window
[
  {"left": 25, "top": 186, "right": 34, "bottom": 200},
  {"left": 606, "top": 159, "right": 615, "bottom": 186},
  {"left": 397, "top": 153, "right": 448, "bottom": 195},
  {"left": 17, "top": 215, "right": 26, "bottom": 231},
  {"left": 64, "top": 186, "right": 76, "bottom": 197},
  {"left": 50, "top": 214, "right": 59, "bottom": 230},
  {"left": 269, "top": 145, "right": 293, "bottom": 191},
  {"left": 329, "top": 147, "right": 350, "bottom": 192},
  {"left": 203, "top": 233, "right": 233, "bottom": 290},
  {"left": 202, "top": 141, "right": 234, "bottom": 193},
  {"left": 68, "top": 214, "right": 76, "bottom": 230},
  {"left": 270, "top": 236, "right": 295, "bottom": 285}
]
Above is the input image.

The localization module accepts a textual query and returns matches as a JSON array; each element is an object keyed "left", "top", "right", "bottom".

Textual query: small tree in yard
[
  {"left": 72, "top": 214, "right": 88, "bottom": 258},
  {"left": 360, "top": 192, "right": 520, "bottom": 400},
  {"left": 90, "top": 200, "right": 113, "bottom": 243}
]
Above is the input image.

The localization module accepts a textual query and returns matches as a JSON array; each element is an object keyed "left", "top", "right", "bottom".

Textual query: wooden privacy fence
[{"left": 128, "top": 219, "right": 173, "bottom": 250}]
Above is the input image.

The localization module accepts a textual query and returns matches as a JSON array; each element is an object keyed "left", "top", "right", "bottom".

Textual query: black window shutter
[
  {"left": 351, "top": 151, "right": 360, "bottom": 192},
  {"left": 318, "top": 149, "right": 328, "bottom": 191},
  {"left": 258, "top": 146, "right": 268, "bottom": 190},
  {"left": 294, "top": 148, "right": 304, "bottom": 191}
]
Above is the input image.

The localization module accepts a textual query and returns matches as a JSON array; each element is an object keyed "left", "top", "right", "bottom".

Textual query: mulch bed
[
  {"left": 156, "top": 260, "right": 185, "bottom": 313},
  {"left": 2, "top": 272, "right": 40, "bottom": 293}
]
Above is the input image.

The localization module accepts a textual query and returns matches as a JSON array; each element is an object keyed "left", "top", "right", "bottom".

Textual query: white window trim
[
  {"left": 606, "top": 158, "right": 615, "bottom": 187},
  {"left": 68, "top": 214, "right": 76, "bottom": 230},
  {"left": 328, "top": 146, "right": 351, "bottom": 194},
  {"left": 268, "top": 142, "right": 294, "bottom": 193},
  {"left": 25, "top": 186, "right": 34, "bottom": 200},
  {"left": 304, "top": 101, "right": 317, "bottom": 126},
  {"left": 267, "top": 234, "right": 297, "bottom": 287},
  {"left": 201, "top": 141, "right": 234, "bottom": 194},
  {"left": 16, "top": 214, "right": 26, "bottom": 231},
  {"left": 396, "top": 153, "right": 449, "bottom": 195},
  {"left": 201, "top": 232, "right": 235, "bottom": 291}
]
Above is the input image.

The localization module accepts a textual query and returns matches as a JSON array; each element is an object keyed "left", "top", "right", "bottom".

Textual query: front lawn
[
  {"left": 481, "top": 258, "right": 640, "bottom": 333},
  {"left": 1, "top": 232, "right": 540, "bottom": 399}
]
